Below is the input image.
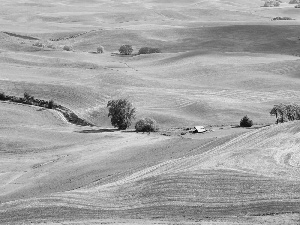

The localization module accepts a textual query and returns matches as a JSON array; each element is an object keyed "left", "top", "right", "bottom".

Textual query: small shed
[{"left": 193, "top": 126, "right": 206, "bottom": 133}]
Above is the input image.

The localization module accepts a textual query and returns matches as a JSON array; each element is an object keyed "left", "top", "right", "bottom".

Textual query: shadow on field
[{"left": 76, "top": 128, "right": 117, "bottom": 133}]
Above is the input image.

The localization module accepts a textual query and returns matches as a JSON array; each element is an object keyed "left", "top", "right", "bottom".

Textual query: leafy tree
[
  {"left": 63, "top": 45, "right": 72, "bottom": 51},
  {"left": 97, "top": 46, "right": 104, "bottom": 53},
  {"left": 119, "top": 45, "right": 133, "bottom": 55},
  {"left": 107, "top": 99, "right": 136, "bottom": 130},
  {"left": 23, "top": 92, "right": 34, "bottom": 104},
  {"left": 48, "top": 99, "right": 55, "bottom": 109},
  {"left": 0, "top": 92, "right": 6, "bottom": 100},
  {"left": 135, "top": 118, "right": 158, "bottom": 132},
  {"left": 270, "top": 103, "right": 300, "bottom": 123},
  {"left": 240, "top": 115, "right": 253, "bottom": 127}
]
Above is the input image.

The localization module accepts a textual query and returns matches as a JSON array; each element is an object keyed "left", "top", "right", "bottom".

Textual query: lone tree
[
  {"left": 97, "top": 46, "right": 104, "bottom": 53},
  {"left": 119, "top": 45, "right": 133, "bottom": 55},
  {"left": 107, "top": 99, "right": 136, "bottom": 130},
  {"left": 240, "top": 115, "right": 253, "bottom": 127}
]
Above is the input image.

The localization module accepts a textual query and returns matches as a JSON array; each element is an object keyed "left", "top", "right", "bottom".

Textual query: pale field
[{"left": 1, "top": 0, "right": 300, "bottom": 224}]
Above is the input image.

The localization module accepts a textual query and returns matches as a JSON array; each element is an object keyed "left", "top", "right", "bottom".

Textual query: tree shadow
[
  {"left": 76, "top": 128, "right": 117, "bottom": 133},
  {"left": 121, "top": 130, "right": 138, "bottom": 133}
]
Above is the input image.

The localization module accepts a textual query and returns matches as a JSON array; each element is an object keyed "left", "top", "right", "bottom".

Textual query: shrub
[
  {"left": 48, "top": 100, "right": 55, "bottom": 109},
  {"left": 289, "top": 0, "right": 300, "bottom": 4},
  {"left": 46, "top": 44, "right": 55, "bottom": 49},
  {"left": 135, "top": 118, "right": 158, "bottom": 132},
  {"left": 63, "top": 45, "right": 72, "bottom": 51},
  {"left": 32, "top": 42, "right": 44, "bottom": 48},
  {"left": 263, "top": 0, "right": 280, "bottom": 6},
  {"left": 119, "top": 45, "right": 133, "bottom": 55},
  {"left": 240, "top": 115, "right": 253, "bottom": 127},
  {"left": 23, "top": 92, "right": 34, "bottom": 104},
  {"left": 0, "top": 92, "right": 6, "bottom": 100},
  {"left": 138, "top": 47, "right": 161, "bottom": 55},
  {"left": 97, "top": 46, "right": 104, "bottom": 53},
  {"left": 272, "top": 17, "right": 293, "bottom": 20},
  {"left": 107, "top": 99, "right": 136, "bottom": 130}
]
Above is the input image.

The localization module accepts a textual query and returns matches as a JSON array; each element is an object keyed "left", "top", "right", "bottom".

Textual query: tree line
[
  {"left": 0, "top": 92, "right": 93, "bottom": 126},
  {"left": 1, "top": 92, "right": 298, "bottom": 131}
]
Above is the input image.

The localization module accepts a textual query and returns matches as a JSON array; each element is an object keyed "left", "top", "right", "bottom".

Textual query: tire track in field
[{"left": 2, "top": 122, "right": 300, "bottom": 216}]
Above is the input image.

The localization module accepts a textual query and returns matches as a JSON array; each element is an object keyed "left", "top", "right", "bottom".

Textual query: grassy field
[{"left": 1, "top": 0, "right": 300, "bottom": 224}]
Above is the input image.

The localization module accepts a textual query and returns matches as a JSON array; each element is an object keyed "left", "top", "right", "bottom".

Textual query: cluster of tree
[
  {"left": 289, "top": 0, "right": 300, "bottom": 4},
  {"left": 270, "top": 103, "right": 300, "bottom": 123},
  {"left": 32, "top": 42, "right": 45, "bottom": 48},
  {"left": 119, "top": 45, "right": 133, "bottom": 55},
  {"left": 118, "top": 45, "right": 161, "bottom": 55},
  {"left": 263, "top": 0, "right": 281, "bottom": 7},
  {"left": 289, "top": 0, "right": 300, "bottom": 7},
  {"left": 58, "top": 43, "right": 161, "bottom": 55},
  {"left": 0, "top": 92, "right": 55, "bottom": 109},
  {"left": 107, "top": 99, "right": 157, "bottom": 132},
  {"left": 272, "top": 17, "right": 293, "bottom": 21},
  {"left": 32, "top": 41, "right": 56, "bottom": 49},
  {"left": 138, "top": 47, "right": 161, "bottom": 55},
  {"left": 0, "top": 92, "right": 94, "bottom": 126},
  {"left": 238, "top": 103, "right": 300, "bottom": 127}
]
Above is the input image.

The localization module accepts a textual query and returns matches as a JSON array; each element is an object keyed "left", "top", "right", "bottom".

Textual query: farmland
[{"left": 1, "top": 0, "right": 300, "bottom": 224}]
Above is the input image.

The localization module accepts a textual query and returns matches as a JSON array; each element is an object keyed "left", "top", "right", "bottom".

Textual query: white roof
[
  {"left": 194, "top": 126, "right": 205, "bottom": 130},
  {"left": 194, "top": 126, "right": 206, "bottom": 133}
]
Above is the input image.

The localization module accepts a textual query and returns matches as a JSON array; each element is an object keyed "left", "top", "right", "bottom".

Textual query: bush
[
  {"left": 0, "top": 92, "right": 6, "bottom": 100},
  {"left": 46, "top": 44, "right": 55, "bottom": 49},
  {"left": 32, "top": 42, "right": 45, "bottom": 48},
  {"left": 107, "top": 99, "right": 136, "bottom": 130},
  {"left": 263, "top": 0, "right": 280, "bottom": 6},
  {"left": 135, "top": 118, "right": 158, "bottom": 132},
  {"left": 23, "top": 92, "right": 34, "bottom": 104},
  {"left": 272, "top": 17, "right": 293, "bottom": 20},
  {"left": 97, "top": 46, "right": 104, "bottom": 53},
  {"left": 119, "top": 45, "right": 133, "bottom": 55},
  {"left": 63, "top": 45, "right": 72, "bottom": 51},
  {"left": 240, "top": 115, "right": 253, "bottom": 127},
  {"left": 289, "top": 0, "right": 300, "bottom": 4},
  {"left": 138, "top": 47, "right": 161, "bottom": 55},
  {"left": 48, "top": 100, "right": 55, "bottom": 109}
]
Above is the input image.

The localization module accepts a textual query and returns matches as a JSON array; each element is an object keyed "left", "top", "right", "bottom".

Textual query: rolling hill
[{"left": 1, "top": 0, "right": 300, "bottom": 224}]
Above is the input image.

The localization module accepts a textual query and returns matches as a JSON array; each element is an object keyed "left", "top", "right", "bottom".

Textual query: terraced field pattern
[{"left": 1, "top": 0, "right": 300, "bottom": 224}]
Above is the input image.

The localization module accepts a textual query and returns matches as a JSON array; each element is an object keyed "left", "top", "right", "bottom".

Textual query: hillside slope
[{"left": 1, "top": 121, "right": 300, "bottom": 224}]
